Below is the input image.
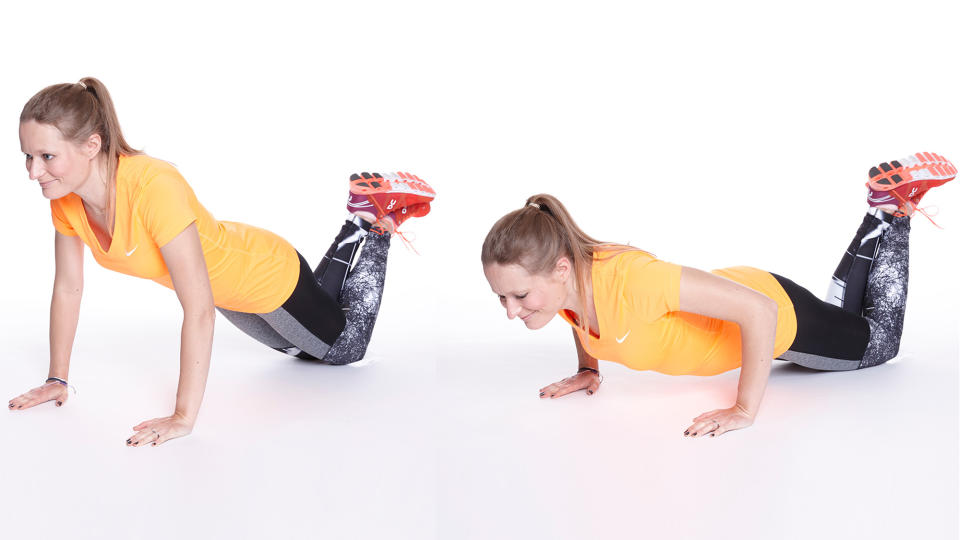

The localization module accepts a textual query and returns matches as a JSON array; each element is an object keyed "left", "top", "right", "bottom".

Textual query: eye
[
  {"left": 24, "top": 153, "right": 32, "bottom": 160},
  {"left": 42, "top": 154, "right": 54, "bottom": 161},
  {"left": 516, "top": 293, "right": 527, "bottom": 300},
  {"left": 498, "top": 295, "right": 506, "bottom": 305}
]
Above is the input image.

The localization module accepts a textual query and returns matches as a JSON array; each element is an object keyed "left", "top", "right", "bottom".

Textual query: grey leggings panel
[{"left": 218, "top": 231, "right": 391, "bottom": 364}]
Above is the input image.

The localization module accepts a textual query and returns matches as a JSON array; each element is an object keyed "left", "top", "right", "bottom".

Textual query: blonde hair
[
  {"left": 481, "top": 194, "right": 639, "bottom": 329},
  {"left": 20, "top": 77, "right": 140, "bottom": 181}
]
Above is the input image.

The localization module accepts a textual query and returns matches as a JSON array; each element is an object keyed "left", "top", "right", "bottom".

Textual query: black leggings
[
  {"left": 774, "top": 211, "right": 910, "bottom": 370},
  {"left": 218, "top": 219, "right": 390, "bottom": 365}
]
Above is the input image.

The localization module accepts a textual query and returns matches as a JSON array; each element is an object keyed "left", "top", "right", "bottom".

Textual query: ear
[
  {"left": 553, "top": 256, "right": 572, "bottom": 282},
  {"left": 82, "top": 133, "right": 102, "bottom": 159}
]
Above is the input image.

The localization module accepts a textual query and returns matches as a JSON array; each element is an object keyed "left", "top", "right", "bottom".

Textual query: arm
[
  {"left": 538, "top": 327, "right": 603, "bottom": 399},
  {"left": 127, "top": 223, "right": 215, "bottom": 447},
  {"left": 8, "top": 231, "right": 84, "bottom": 410},
  {"left": 677, "top": 266, "right": 778, "bottom": 437}
]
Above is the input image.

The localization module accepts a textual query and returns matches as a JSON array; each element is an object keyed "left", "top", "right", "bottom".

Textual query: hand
[
  {"left": 126, "top": 413, "right": 195, "bottom": 447},
  {"left": 539, "top": 370, "right": 601, "bottom": 399},
  {"left": 684, "top": 404, "right": 754, "bottom": 438},
  {"left": 8, "top": 382, "right": 69, "bottom": 411}
]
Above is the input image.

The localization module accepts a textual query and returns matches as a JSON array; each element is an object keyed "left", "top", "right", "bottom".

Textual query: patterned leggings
[
  {"left": 218, "top": 219, "right": 390, "bottom": 365},
  {"left": 775, "top": 210, "right": 909, "bottom": 370}
]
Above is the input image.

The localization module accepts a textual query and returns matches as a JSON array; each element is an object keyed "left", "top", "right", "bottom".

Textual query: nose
[
  {"left": 504, "top": 298, "right": 522, "bottom": 320},
  {"left": 28, "top": 159, "right": 44, "bottom": 181}
]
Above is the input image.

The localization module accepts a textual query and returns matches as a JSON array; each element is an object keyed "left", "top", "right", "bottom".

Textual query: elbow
[{"left": 184, "top": 304, "right": 217, "bottom": 326}]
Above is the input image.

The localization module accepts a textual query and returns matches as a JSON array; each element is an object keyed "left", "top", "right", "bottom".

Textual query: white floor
[{"left": 1, "top": 247, "right": 956, "bottom": 540}]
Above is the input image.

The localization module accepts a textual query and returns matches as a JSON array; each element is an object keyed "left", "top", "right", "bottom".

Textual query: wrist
[
  {"left": 577, "top": 366, "right": 599, "bottom": 375},
  {"left": 172, "top": 410, "right": 198, "bottom": 425}
]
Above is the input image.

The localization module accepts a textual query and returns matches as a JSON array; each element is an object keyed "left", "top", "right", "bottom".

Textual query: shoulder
[{"left": 120, "top": 154, "right": 190, "bottom": 202}]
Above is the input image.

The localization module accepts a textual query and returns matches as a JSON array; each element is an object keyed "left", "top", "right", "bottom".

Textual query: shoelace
[{"left": 888, "top": 189, "right": 943, "bottom": 228}]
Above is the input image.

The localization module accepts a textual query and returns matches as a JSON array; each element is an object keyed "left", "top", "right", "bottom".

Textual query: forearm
[
  {"left": 173, "top": 308, "right": 215, "bottom": 423},
  {"left": 734, "top": 308, "right": 777, "bottom": 417},
  {"left": 49, "top": 287, "right": 82, "bottom": 380}
]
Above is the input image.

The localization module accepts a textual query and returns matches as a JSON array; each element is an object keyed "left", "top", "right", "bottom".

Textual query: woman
[
  {"left": 8, "top": 77, "right": 435, "bottom": 447},
  {"left": 481, "top": 152, "right": 954, "bottom": 438}
]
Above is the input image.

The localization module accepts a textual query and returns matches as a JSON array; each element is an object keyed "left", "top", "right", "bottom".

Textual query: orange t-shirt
[
  {"left": 50, "top": 154, "right": 299, "bottom": 313},
  {"left": 559, "top": 250, "right": 798, "bottom": 376}
]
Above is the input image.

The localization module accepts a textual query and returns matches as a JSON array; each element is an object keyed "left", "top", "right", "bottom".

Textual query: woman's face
[
  {"left": 484, "top": 260, "right": 571, "bottom": 330},
  {"left": 19, "top": 120, "right": 97, "bottom": 200}
]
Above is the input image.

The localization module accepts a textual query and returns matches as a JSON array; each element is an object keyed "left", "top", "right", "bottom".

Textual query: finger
[
  {"left": 538, "top": 382, "right": 564, "bottom": 397},
  {"left": 585, "top": 376, "right": 601, "bottom": 396},
  {"left": 132, "top": 417, "right": 164, "bottom": 431},
  {"left": 153, "top": 429, "right": 177, "bottom": 447},
  {"left": 685, "top": 419, "right": 720, "bottom": 438},
  {"left": 128, "top": 427, "right": 160, "bottom": 447},
  {"left": 692, "top": 409, "right": 723, "bottom": 423},
  {"left": 549, "top": 379, "right": 588, "bottom": 399}
]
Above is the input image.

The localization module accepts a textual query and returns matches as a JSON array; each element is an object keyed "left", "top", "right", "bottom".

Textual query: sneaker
[
  {"left": 378, "top": 202, "right": 431, "bottom": 233},
  {"left": 346, "top": 192, "right": 378, "bottom": 224},
  {"left": 866, "top": 152, "right": 956, "bottom": 217},
  {"left": 349, "top": 171, "right": 436, "bottom": 219}
]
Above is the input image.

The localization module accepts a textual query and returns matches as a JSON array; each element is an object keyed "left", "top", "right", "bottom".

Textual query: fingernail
[
  {"left": 539, "top": 392, "right": 544, "bottom": 397},
  {"left": 684, "top": 431, "right": 689, "bottom": 435},
  {"left": 710, "top": 433, "right": 715, "bottom": 437},
  {"left": 692, "top": 432, "right": 697, "bottom": 436},
  {"left": 152, "top": 443, "right": 157, "bottom": 446},
  {"left": 133, "top": 442, "right": 138, "bottom": 446},
  {"left": 17, "top": 406, "right": 22, "bottom": 409},
  {"left": 126, "top": 439, "right": 131, "bottom": 444},
  {"left": 56, "top": 401, "right": 62, "bottom": 407}
]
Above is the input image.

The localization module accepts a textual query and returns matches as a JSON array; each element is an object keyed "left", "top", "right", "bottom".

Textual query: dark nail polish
[
  {"left": 684, "top": 431, "right": 689, "bottom": 435},
  {"left": 587, "top": 390, "right": 593, "bottom": 395},
  {"left": 539, "top": 392, "right": 544, "bottom": 397},
  {"left": 126, "top": 439, "right": 131, "bottom": 444},
  {"left": 56, "top": 401, "right": 62, "bottom": 406},
  {"left": 710, "top": 433, "right": 715, "bottom": 437},
  {"left": 133, "top": 442, "right": 138, "bottom": 446},
  {"left": 692, "top": 432, "right": 697, "bottom": 436}
]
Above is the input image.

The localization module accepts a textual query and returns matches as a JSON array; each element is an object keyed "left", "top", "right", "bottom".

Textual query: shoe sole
[
  {"left": 867, "top": 152, "right": 956, "bottom": 192},
  {"left": 349, "top": 171, "right": 436, "bottom": 198}
]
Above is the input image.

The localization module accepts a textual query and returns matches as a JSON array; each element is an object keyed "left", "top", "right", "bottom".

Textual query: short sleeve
[
  {"left": 138, "top": 170, "right": 198, "bottom": 248},
  {"left": 622, "top": 257, "right": 682, "bottom": 322},
  {"left": 50, "top": 200, "right": 78, "bottom": 236}
]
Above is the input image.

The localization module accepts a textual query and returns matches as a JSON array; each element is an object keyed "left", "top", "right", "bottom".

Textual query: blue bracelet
[{"left": 45, "top": 377, "right": 68, "bottom": 386}]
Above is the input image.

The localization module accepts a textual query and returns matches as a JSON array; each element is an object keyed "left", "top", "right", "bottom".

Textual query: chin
[{"left": 523, "top": 313, "right": 553, "bottom": 330}]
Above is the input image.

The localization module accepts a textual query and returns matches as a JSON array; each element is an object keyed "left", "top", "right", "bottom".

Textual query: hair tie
[
  {"left": 527, "top": 202, "right": 542, "bottom": 210},
  {"left": 77, "top": 81, "right": 87, "bottom": 89}
]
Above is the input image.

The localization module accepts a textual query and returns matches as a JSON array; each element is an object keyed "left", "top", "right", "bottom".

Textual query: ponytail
[
  {"left": 481, "top": 194, "right": 638, "bottom": 329},
  {"left": 20, "top": 77, "right": 140, "bottom": 179}
]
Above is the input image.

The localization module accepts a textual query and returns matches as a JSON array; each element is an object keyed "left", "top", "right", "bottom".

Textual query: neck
[
  {"left": 561, "top": 264, "right": 596, "bottom": 328},
  {"left": 76, "top": 156, "right": 111, "bottom": 214}
]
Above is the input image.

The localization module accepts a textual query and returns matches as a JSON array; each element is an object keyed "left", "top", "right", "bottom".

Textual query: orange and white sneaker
[
  {"left": 349, "top": 171, "right": 436, "bottom": 220},
  {"left": 866, "top": 152, "right": 955, "bottom": 221}
]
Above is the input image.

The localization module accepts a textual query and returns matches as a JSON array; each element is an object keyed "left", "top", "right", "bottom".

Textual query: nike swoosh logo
[
  {"left": 125, "top": 245, "right": 138, "bottom": 257},
  {"left": 616, "top": 331, "right": 630, "bottom": 344}
]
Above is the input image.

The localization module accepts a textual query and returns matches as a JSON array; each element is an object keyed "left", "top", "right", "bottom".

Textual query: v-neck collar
[
  {"left": 78, "top": 170, "right": 122, "bottom": 256},
  {"left": 560, "top": 253, "right": 603, "bottom": 341}
]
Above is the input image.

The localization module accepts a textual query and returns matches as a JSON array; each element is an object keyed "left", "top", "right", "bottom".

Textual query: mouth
[
  {"left": 38, "top": 179, "right": 58, "bottom": 189},
  {"left": 520, "top": 312, "right": 535, "bottom": 322}
]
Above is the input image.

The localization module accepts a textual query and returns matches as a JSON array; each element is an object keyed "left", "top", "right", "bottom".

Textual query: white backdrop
[{"left": 0, "top": 1, "right": 957, "bottom": 539}]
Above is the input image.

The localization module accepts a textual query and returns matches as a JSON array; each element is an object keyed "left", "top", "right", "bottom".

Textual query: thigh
[
  {"left": 259, "top": 252, "right": 346, "bottom": 358},
  {"left": 772, "top": 273, "right": 871, "bottom": 371},
  {"left": 217, "top": 307, "right": 294, "bottom": 350}
]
